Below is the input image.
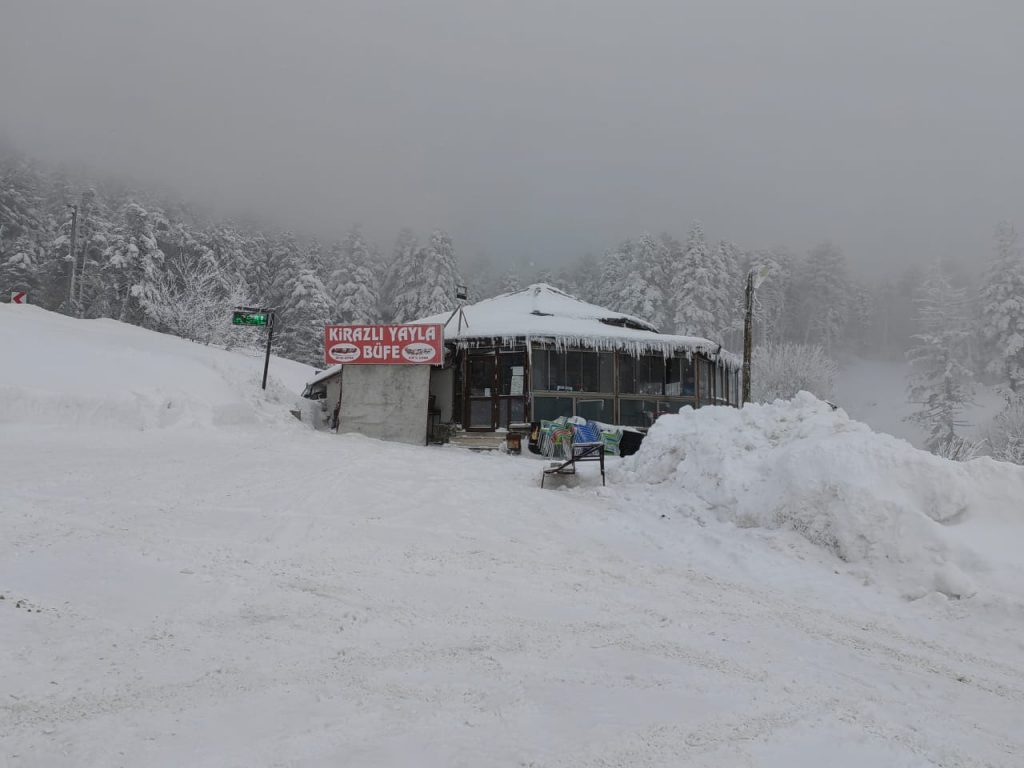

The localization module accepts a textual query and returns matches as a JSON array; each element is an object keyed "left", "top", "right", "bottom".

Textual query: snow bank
[
  {"left": 613, "top": 392, "right": 1024, "bottom": 599},
  {"left": 0, "top": 304, "right": 315, "bottom": 429}
]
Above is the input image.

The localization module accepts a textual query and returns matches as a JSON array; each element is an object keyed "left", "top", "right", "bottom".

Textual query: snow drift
[
  {"left": 0, "top": 304, "right": 314, "bottom": 429},
  {"left": 613, "top": 392, "right": 1024, "bottom": 599}
]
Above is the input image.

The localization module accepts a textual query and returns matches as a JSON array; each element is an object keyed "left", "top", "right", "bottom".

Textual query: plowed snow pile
[{"left": 614, "top": 392, "right": 1024, "bottom": 600}]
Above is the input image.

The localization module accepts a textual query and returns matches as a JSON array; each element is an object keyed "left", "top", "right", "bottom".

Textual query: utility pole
[
  {"left": 742, "top": 271, "right": 753, "bottom": 405},
  {"left": 742, "top": 265, "right": 771, "bottom": 406},
  {"left": 66, "top": 204, "right": 79, "bottom": 313}
]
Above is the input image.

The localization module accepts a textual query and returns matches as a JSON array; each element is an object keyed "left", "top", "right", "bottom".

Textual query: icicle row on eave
[{"left": 446, "top": 333, "right": 743, "bottom": 370}]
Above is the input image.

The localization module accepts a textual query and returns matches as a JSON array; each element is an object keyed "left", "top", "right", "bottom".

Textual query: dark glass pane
[
  {"left": 565, "top": 351, "right": 583, "bottom": 391},
  {"left": 580, "top": 352, "right": 600, "bottom": 392},
  {"left": 531, "top": 348, "right": 548, "bottom": 391},
  {"left": 549, "top": 351, "right": 572, "bottom": 391},
  {"left": 682, "top": 357, "right": 695, "bottom": 396},
  {"left": 599, "top": 353, "right": 614, "bottom": 392},
  {"left": 500, "top": 352, "right": 526, "bottom": 395},
  {"left": 576, "top": 398, "right": 613, "bottom": 422},
  {"left": 666, "top": 357, "right": 682, "bottom": 396},
  {"left": 638, "top": 356, "right": 664, "bottom": 395},
  {"left": 469, "top": 399, "right": 492, "bottom": 427},
  {"left": 618, "top": 354, "right": 636, "bottom": 394},
  {"left": 509, "top": 398, "right": 525, "bottom": 424},
  {"left": 534, "top": 396, "right": 574, "bottom": 421},
  {"left": 619, "top": 399, "right": 658, "bottom": 428},
  {"left": 468, "top": 356, "right": 493, "bottom": 396}
]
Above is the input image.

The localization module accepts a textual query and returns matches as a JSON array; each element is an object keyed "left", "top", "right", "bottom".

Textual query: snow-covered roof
[
  {"left": 415, "top": 284, "right": 740, "bottom": 367},
  {"left": 305, "top": 365, "right": 342, "bottom": 388}
]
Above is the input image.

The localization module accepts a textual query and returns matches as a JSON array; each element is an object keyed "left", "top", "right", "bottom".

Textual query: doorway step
[{"left": 449, "top": 431, "right": 507, "bottom": 452}]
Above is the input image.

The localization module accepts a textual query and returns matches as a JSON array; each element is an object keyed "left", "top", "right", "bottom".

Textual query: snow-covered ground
[{"left": 3, "top": 305, "right": 1024, "bottom": 767}]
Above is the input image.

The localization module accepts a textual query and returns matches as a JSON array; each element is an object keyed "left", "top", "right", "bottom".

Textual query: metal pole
[
  {"left": 262, "top": 311, "right": 275, "bottom": 390},
  {"left": 67, "top": 204, "right": 79, "bottom": 311},
  {"left": 742, "top": 271, "right": 753, "bottom": 405}
]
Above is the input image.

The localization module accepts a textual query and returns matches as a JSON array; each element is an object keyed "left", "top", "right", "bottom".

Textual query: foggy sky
[{"left": 3, "top": 0, "right": 1023, "bottom": 274}]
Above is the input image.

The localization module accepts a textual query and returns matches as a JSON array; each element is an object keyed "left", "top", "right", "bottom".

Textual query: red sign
[
  {"left": 11, "top": 291, "right": 27, "bottom": 304},
  {"left": 325, "top": 324, "right": 443, "bottom": 365}
]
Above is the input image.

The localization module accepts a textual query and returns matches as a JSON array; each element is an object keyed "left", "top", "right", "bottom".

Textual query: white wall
[
  {"left": 429, "top": 367, "right": 454, "bottom": 423},
  {"left": 337, "top": 365, "right": 431, "bottom": 445}
]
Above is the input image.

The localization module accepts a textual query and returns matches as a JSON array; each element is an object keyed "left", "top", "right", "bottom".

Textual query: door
[
  {"left": 466, "top": 353, "right": 497, "bottom": 430},
  {"left": 497, "top": 351, "right": 526, "bottom": 429}
]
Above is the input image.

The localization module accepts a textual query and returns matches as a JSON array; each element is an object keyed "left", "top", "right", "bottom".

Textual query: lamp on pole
[{"left": 742, "top": 265, "right": 771, "bottom": 405}]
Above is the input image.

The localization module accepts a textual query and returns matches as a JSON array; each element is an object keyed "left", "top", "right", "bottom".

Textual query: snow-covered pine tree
[
  {"left": 713, "top": 239, "right": 742, "bottom": 339},
  {"left": 328, "top": 226, "right": 381, "bottom": 324},
  {"left": 798, "top": 241, "right": 850, "bottom": 354},
  {"left": 265, "top": 231, "right": 303, "bottom": 310},
  {"left": 305, "top": 238, "right": 328, "bottom": 285},
  {"left": 0, "top": 233, "right": 39, "bottom": 297},
  {"left": 977, "top": 221, "right": 1024, "bottom": 394},
  {"left": 382, "top": 228, "right": 420, "bottom": 322},
  {"left": 570, "top": 253, "right": 603, "bottom": 305},
  {"left": 73, "top": 189, "right": 113, "bottom": 317},
  {"left": 102, "top": 202, "right": 166, "bottom": 324},
  {"left": 745, "top": 249, "right": 792, "bottom": 346},
  {"left": 497, "top": 267, "right": 522, "bottom": 295},
  {"left": 279, "top": 262, "right": 332, "bottom": 366},
  {"left": 411, "top": 229, "right": 460, "bottom": 319},
  {"left": 243, "top": 231, "right": 273, "bottom": 306},
  {"left": 906, "top": 264, "right": 975, "bottom": 456},
  {"left": 844, "top": 280, "right": 877, "bottom": 354},
  {"left": 596, "top": 244, "right": 630, "bottom": 310},
  {"left": 671, "top": 222, "right": 733, "bottom": 339},
  {"left": 201, "top": 223, "right": 251, "bottom": 288},
  {"left": 607, "top": 234, "right": 667, "bottom": 328}
]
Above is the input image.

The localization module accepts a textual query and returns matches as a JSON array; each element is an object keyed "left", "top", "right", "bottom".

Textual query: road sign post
[
  {"left": 262, "top": 311, "right": 275, "bottom": 391},
  {"left": 231, "top": 307, "right": 276, "bottom": 390}
]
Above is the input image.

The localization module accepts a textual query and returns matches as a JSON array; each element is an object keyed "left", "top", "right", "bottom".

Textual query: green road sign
[{"left": 232, "top": 310, "right": 269, "bottom": 326}]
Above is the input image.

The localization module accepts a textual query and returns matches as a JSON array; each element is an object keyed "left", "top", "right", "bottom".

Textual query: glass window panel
[
  {"left": 619, "top": 399, "right": 660, "bottom": 428},
  {"left": 638, "top": 356, "right": 664, "bottom": 395},
  {"left": 548, "top": 351, "right": 573, "bottom": 391},
  {"left": 657, "top": 401, "right": 686, "bottom": 416},
  {"left": 667, "top": 355, "right": 696, "bottom": 396},
  {"left": 576, "top": 398, "right": 613, "bottom": 422},
  {"left": 599, "top": 353, "right": 614, "bottom": 393},
  {"left": 618, "top": 354, "right": 637, "bottom": 394},
  {"left": 469, "top": 399, "right": 492, "bottom": 427},
  {"left": 682, "top": 357, "right": 695, "bottom": 396},
  {"left": 509, "top": 398, "right": 525, "bottom": 424},
  {"left": 468, "top": 356, "right": 493, "bottom": 396},
  {"left": 499, "top": 352, "right": 525, "bottom": 395},
  {"left": 531, "top": 348, "right": 549, "bottom": 391},
  {"left": 533, "top": 396, "right": 574, "bottom": 422},
  {"left": 581, "top": 352, "right": 600, "bottom": 392},
  {"left": 565, "top": 350, "right": 584, "bottom": 392}
]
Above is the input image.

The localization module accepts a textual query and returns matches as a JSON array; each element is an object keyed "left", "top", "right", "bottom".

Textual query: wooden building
[{"left": 416, "top": 284, "right": 741, "bottom": 433}]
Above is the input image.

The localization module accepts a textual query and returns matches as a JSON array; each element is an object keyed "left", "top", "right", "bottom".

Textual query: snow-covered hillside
[{"left": 3, "top": 306, "right": 1024, "bottom": 767}]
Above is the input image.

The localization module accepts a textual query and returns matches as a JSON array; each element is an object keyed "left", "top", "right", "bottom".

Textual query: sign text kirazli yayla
[{"left": 324, "top": 324, "right": 443, "bottom": 365}]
